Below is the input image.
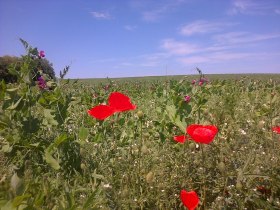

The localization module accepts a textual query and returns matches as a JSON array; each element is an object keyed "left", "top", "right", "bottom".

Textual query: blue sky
[{"left": 0, "top": 0, "right": 280, "bottom": 78}]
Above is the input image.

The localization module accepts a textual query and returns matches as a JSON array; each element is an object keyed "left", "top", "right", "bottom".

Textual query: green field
[
  {"left": 1, "top": 48, "right": 280, "bottom": 209},
  {"left": 75, "top": 73, "right": 280, "bottom": 84}
]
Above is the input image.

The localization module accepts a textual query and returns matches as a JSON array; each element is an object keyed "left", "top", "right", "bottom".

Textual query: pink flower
[
  {"left": 191, "top": 80, "right": 196, "bottom": 85},
  {"left": 184, "top": 95, "right": 191, "bottom": 103},
  {"left": 39, "top": 50, "right": 45, "bottom": 58}
]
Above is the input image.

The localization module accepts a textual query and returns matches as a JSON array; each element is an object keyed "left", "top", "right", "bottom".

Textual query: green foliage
[
  {"left": 1, "top": 40, "right": 280, "bottom": 209},
  {"left": 0, "top": 56, "right": 20, "bottom": 83},
  {"left": 0, "top": 40, "right": 56, "bottom": 84}
]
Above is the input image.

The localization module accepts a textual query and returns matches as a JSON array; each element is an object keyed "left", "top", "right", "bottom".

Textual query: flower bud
[
  {"left": 146, "top": 171, "right": 154, "bottom": 184},
  {"left": 137, "top": 110, "right": 144, "bottom": 118},
  {"left": 217, "top": 162, "right": 226, "bottom": 173}
]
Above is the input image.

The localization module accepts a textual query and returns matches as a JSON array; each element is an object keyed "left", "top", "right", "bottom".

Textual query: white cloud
[
  {"left": 124, "top": 25, "right": 137, "bottom": 31},
  {"left": 141, "top": 0, "right": 187, "bottom": 22},
  {"left": 179, "top": 51, "right": 255, "bottom": 65},
  {"left": 275, "top": 9, "right": 280, "bottom": 15},
  {"left": 213, "top": 32, "right": 280, "bottom": 44},
  {"left": 180, "top": 20, "right": 234, "bottom": 36},
  {"left": 179, "top": 51, "right": 280, "bottom": 65},
  {"left": 138, "top": 52, "right": 171, "bottom": 67},
  {"left": 90, "top": 11, "right": 111, "bottom": 19},
  {"left": 161, "top": 39, "right": 198, "bottom": 55},
  {"left": 180, "top": 20, "right": 221, "bottom": 36},
  {"left": 227, "top": 0, "right": 278, "bottom": 15},
  {"left": 120, "top": 62, "right": 133, "bottom": 66}
]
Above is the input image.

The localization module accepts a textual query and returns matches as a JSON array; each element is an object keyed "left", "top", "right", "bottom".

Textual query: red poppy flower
[
  {"left": 180, "top": 190, "right": 199, "bottom": 210},
  {"left": 88, "top": 92, "right": 136, "bottom": 120},
  {"left": 108, "top": 92, "right": 136, "bottom": 112},
  {"left": 187, "top": 124, "right": 218, "bottom": 144},
  {"left": 272, "top": 126, "right": 280, "bottom": 134},
  {"left": 256, "top": 186, "right": 271, "bottom": 196},
  {"left": 88, "top": 105, "right": 115, "bottom": 120},
  {"left": 173, "top": 135, "right": 187, "bottom": 143}
]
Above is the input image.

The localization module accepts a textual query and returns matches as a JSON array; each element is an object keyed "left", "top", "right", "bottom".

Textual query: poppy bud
[
  {"left": 189, "top": 142, "right": 196, "bottom": 150},
  {"left": 258, "top": 120, "right": 265, "bottom": 129},
  {"left": 141, "top": 145, "right": 149, "bottom": 154},
  {"left": 146, "top": 171, "right": 154, "bottom": 183},
  {"left": 10, "top": 173, "right": 23, "bottom": 194},
  {"left": 80, "top": 163, "right": 86, "bottom": 170},
  {"left": 236, "top": 181, "right": 243, "bottom": 190},
  {"left": 218, "top": 162, "right": 226, "bottom": 173},
  {"left": 137, "top": 110, "right": 144, "bottom": 118}
]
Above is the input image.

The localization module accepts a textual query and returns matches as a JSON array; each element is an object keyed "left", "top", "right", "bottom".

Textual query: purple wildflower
[
  {"left": 39, "top": 51, "right": 45, "bottom": 58},
  {"left": 37, "top": 76, "right": 48, "bottom": 90}
]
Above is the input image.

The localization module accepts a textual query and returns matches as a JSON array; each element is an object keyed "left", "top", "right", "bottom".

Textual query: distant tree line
[{"left": 0, "top": 55, "right": 56, "bottom": 83}]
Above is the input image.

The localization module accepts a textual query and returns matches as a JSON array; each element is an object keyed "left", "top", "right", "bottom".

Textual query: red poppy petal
[
  {"left": 180, "top": 190, "right": 199, "bottom": 210},
  {"left": 272, "top": 126, "right": 280, "bottom": 134},
  {"left": 187, "top": 124, "right": 218, "bottom": 144},
  {"left": 173, "top": 135, "right": 187, "bottom": 143},
  {"left": 108, "top": 92, "right": 136, "bottom": 112},
  {"left": 88, "top": 105, "right": 115, "bottom": 120}
]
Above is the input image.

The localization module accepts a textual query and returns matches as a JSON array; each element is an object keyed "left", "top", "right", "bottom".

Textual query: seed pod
[
  {"left": 217, "top": 162, "right": 226, "bottom": 173},
  {"left": 258, "top": 120, "right": 265, "bottom": 129},
  {"left": 80, "top": 147, "right": 86, "bottom": 157},
  {"left": 236, "top": 181, "right": 243, "bottom": 190},
  {"left": 137, "top": 110, "right": 144, "bottom": 118},
  {"left": 189, "top": 142, "right": 196, "bottom": 150},
  {"left": 80, "top": 163, "right": 86, "bottom": 170},
  {"left": 141, "top": 145, "right": 149, "bottom": 154},
  {"left": 10, "top": 173, "right": 23, "bottom": 194},
  {"left": 145, "top": 171, "right": 154, "bottom": 184}
]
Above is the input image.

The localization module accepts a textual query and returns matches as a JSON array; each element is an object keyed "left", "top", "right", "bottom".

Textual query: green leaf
[
  {"left": 166, "top": 105, "right": 186, "bottom": 133},
  {"left": 6, "top": 87, "right": 19, "bottom": 92},
  {"left": 12, "top": 194, "right": 31, "bottom": 207},
  {"left": 29, "top": 143, "right": 40, "bottom": 147},
  {"left": 7, "top": 96, "right": 23, "bottom": 110},
  {"left": 0, "top": 80, "right": 6, "bottom": 100},
  {"left": 46, "top": 133, "right": 68, "bottom": 153},
  {"left": 82, "top": 189, "right": 101, "bottom": 209},
  {"left": 0, "top": 200, "right": 17, "bottom": 210},
  {"left": 1, "top": 144, "right": 12, "bottom": 153},
  {"left": 54, "top": 133, "right": 68, "bottom": 147},
  {"left": 175, "top": 117, "right": 187, "bottom": 133},
  {"left": 166, "top": 105, "right": 176, "bottom": 121},
  {"left": 45, "top": 151, "right": 60, "bottom": 170},
  {"left": 19, "top": 38, "right": 29, "bottom": 50},
  {"left": 43, "top": 109, "right": 58, "bottom": 126},
  {"left": 78, "top": 127, "right": 89, "bottom": 141}
]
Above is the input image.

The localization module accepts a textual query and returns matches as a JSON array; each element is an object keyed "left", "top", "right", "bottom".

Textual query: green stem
[{"left": 201, "top": 144, "right": 207, "bottom": 209}]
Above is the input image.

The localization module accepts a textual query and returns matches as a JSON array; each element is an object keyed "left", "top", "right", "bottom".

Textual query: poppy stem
[
  {"left": 201, "top": 144, "right": 207, "bottom": 208},
  {"left": 137, "top": 116, "right": 144, "bottom": 198}
]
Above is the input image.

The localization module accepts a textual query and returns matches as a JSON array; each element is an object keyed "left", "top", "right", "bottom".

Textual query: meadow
[{"left": 0, "top": 43, "right": 280, "bottom": 209}]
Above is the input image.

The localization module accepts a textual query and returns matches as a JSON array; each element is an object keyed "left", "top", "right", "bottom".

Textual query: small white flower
[
  {"left": 103, "top": 184, "right": 111, "bottom": 189},
  {"left": 239, "top": 129, "right": 246, "bottom": 135}
]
